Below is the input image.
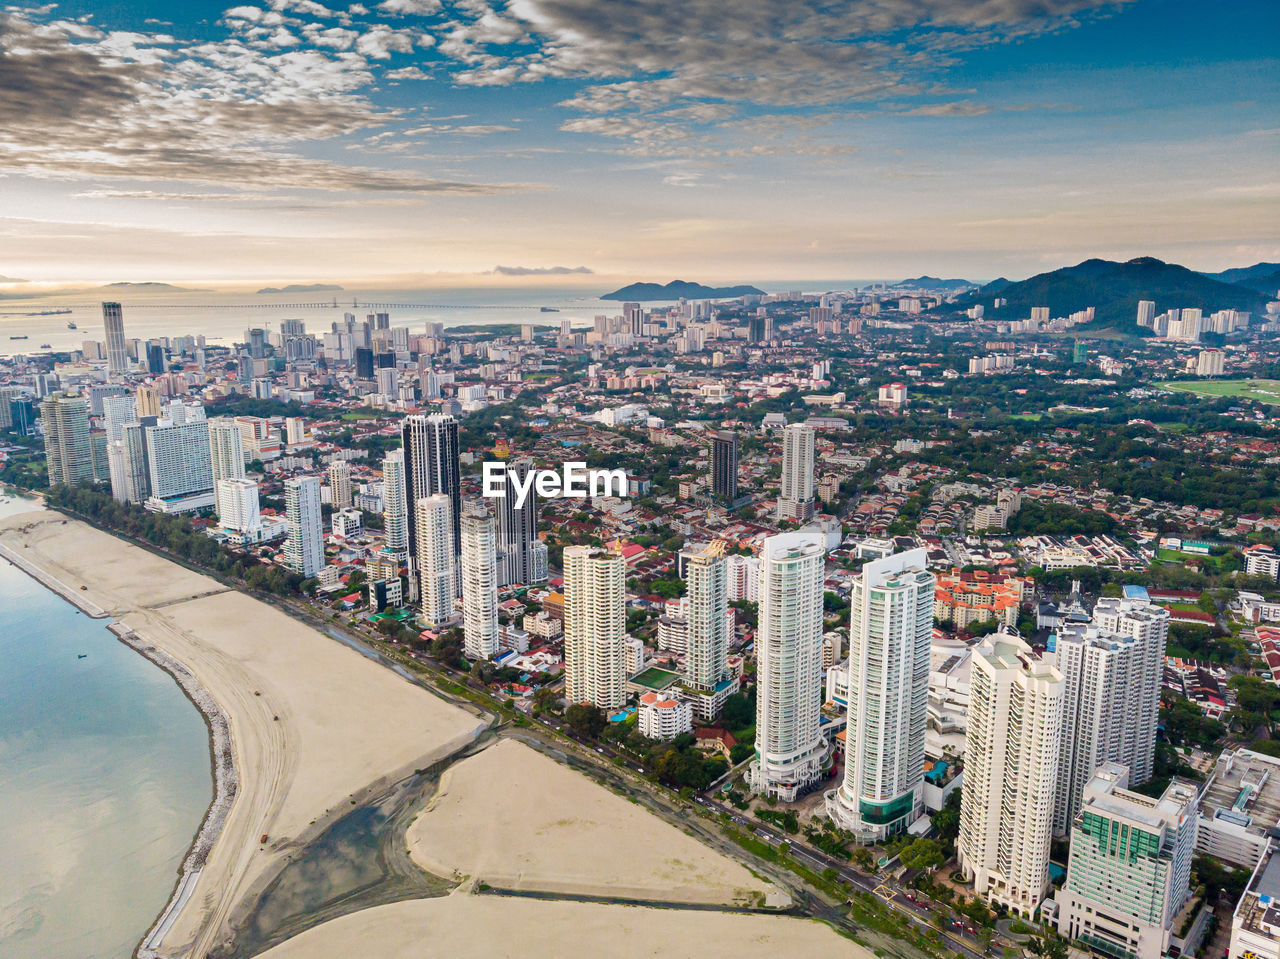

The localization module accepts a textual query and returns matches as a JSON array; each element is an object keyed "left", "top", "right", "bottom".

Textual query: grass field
[{"left": 1158, "top": 379, "right": 1280, "bottom": 405}]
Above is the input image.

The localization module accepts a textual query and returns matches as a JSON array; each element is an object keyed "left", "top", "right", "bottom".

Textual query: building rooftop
[{"left": 1202, "top": 749, "right": 1280, "bottom": 842}]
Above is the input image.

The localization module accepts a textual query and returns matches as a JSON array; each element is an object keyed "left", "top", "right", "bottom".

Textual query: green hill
[
  {"left": 938, "top": 257, "right": 1268, "bottom": 333},
  {"left": 602, "top": 280, "right": 765, "bottom": 301}
]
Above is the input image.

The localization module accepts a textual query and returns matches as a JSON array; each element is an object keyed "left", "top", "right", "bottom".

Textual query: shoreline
[
  {"left": 112, "top": 623, "right": 236, "bottom": 959},
  {"left": 0, "top": 541, "right": 232, "bottom": 959},
  {"left": 0, "top": 511, "right": 486, "bottom": 958}
]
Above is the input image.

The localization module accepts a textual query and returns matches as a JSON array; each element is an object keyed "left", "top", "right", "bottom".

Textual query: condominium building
[
  {"left": 402, "top": 413, "right": 461, "bottom": 558},
  {"left": 283, "top": 476, "right": 324, "bottom": 578},
  {"left": 1197, "top": 348, "right": 1225, "bottom": 377},
  {"left": 102, "top": 301, "right": 128, "bottom": 375},
  {"left": 217, "top": 478, "right": 261, "bottom": 534},
  {"left": 683, "top": 542, "right": 738, "bottom": 720},
  {"left": 776, "top": 423, "right": 816, "bottom": 522},
  {"left": 1230, "top": 846, "right": 1280, "bottom": 959},
  {"left": 709, "top": 429, "right": 738, "bottom": 501},
  {"left": 1055, "top": 764, "right": 1199, "bottom": 959},
  {"left": 725, "top": 552, "right": 759, "bottom": 602},
  {"left": 101, "top": 394, "right": 137, "bottom": 442},
  {"left": 562, "top": 545, "right": 627, "bottom": 710},
  {"left": 933, "top": 568, "right": 1031, "bottom": 629},
  {"left": 495, "top": 456, "right": 548, "bottom": 586},
  {"left": 328, "top": 460, "right": 353, "bottom": 510},
  {"left": 415, "top": 494, "right": 457, "bottom": 630},
  {"left": 638, "top": 692, "right": 694, "bottom": 740},
  {"left": 208, "top": 417, "right": 245, "bottom": 519},
  {"left": 460, "top": 506, "right": 500, "bottom": 661},
  {"left": 959, "top": 633, "right": 1064, "bottom": 918},
  {"left": 750, "top": 531, "right": 830, "bottom": 802},
  {"left": 1246, "top": 546, "right": 1280, "bottom": 582},
  {"left": 109, "top": 420, "right": 152, "bottom": 503},
  {"left": 135, "top": 384, "right": 162, "bottom": 419},
  {"left": 144, "top": 407, "right": 215, "bottom": 513},
  {"left": 41, "top": 393, "right": 93, "bottom": 487},
  {"left": 827, "top": 548, "right": 935, "bottom": 838},
  {"left": 1053, "top": 597, "right": 1168, "bottom": 833},
  {"left": 382, "top": 448, "right": 408, "bottom": 555}
]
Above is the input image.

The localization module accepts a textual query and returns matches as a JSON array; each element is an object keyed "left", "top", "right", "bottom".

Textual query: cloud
[
  {"left": 435, "top": 0, "right": 1132, "bottom": 146},
  {"left": 378, "top": 0, "right": 441, "bottom": 14},
  {"left": 0, "top": 9, "right": 514, "bottom": 195},
  {"left": 488, "top": 265, "right": 593, "bottom": 275}
]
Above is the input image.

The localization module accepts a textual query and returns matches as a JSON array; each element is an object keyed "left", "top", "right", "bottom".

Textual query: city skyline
[{"left": 0, "top": 0, "right": 1276, "bottom": 287}]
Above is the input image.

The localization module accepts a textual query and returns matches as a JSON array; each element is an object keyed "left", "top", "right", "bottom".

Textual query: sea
[
  {"left": 0, "top": 493, "right": 212, "bottom": 959},
  {"left": 0, "top": 280, "right": 877, "bottom": 357}
]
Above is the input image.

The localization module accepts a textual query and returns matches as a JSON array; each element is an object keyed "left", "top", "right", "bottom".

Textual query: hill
[
  {"left": 100, "top": 281, "right": 208, "bottom": 292},
  {"left": 601, "top": 280, "right": 765, "bottom": 301},
  {"left": 257, "top": 283, "right": 344, "bottom": 294},
  {"left": 889, "top": 275, "right": 976, "bottom": 292},
  {"left": 1201, "top": 262, "right": 1280, "bottom": 287},
  {"left": 938, "top": 257, "right": 1269, "bottom": 333}
]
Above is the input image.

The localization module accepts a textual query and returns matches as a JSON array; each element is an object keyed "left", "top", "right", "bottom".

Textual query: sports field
[{"left": 1158, "top": 379, "right": 1280, "bottom": 405}]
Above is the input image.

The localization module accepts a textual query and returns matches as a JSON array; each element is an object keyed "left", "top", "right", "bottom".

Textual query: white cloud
[{"left": 377, "top": 0, "right": 441, "bottom": 15}]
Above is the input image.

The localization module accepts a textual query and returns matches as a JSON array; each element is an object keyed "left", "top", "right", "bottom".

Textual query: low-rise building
[{"left": 637, "top": 692, "right": 693, "bottom": 740}]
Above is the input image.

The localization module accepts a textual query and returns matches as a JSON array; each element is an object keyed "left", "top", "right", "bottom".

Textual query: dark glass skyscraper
[
  {"left": 401, "top": 412, "right": 461, "bottom": 558},
  {"left": 710, "top": 430, "right": 738, "bottom": 502}
]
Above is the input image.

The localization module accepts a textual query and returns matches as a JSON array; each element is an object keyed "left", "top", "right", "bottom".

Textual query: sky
[{"left": 0, "top": 0, "right": 1277, "bottom": 288}]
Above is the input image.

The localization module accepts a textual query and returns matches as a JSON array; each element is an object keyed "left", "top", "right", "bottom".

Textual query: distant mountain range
[
  {"left": 940, "top": 257, "right": 1271, "bottom": 332},
  {"left": 102, "top": 281, "right": 208, "bottom": 292},
  {"left": 601, "top": 280, "right": 766, "bottom": 301},
  {"left": 256, "top": 283, "right": 344, "bottom": 294},
  {"left": 1201, "top": 262, "right": 1280, "bottom": 296}
]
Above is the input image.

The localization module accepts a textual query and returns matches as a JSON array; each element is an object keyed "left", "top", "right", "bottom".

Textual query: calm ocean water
[{"left": 0, "top": 495, "right": 212, "bottom": 958}]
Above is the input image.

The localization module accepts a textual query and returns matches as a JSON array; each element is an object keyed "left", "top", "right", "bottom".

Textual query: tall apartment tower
[
  {"left": 402, "top": 413, "right": 461, "bottom": 559},
  {"left": 283, "top": 476, "right": 324, "bottom": 578},
  {"left": 110, "top": 419, "right": 152, "bottom": 503},
  {"left": 415, "top": 494, "right": 456, "bottom": 629},
  {"left": 460, "top": 506, "right": 500, "bottom": 661},
  {"left": 41, "top": 393, "right": 94, "bottom": 487},
  {"left": 1053, "top": 597, "right": 1169, "bottom": 834},
  {"left": 382, "top": 449, "right": 408, "bottom": 555},
  {"left": 328, "top": 460, "right": 353, "bottom": 510},
  {"left": 562, "top": 545, "right": 627, "bottom": 710},
  {"left": 958, "top": 632, "right": 1064, "bottom": 918},
  {"left": 495, "top": 457, "right": 548, "bottom": 586},
  {"left": 776, "top": 423, "right": 816, "bottom": 522},
  {"left": 827, "top": 548, "right": 935, "bottom": 839},
  {"left": 683, "top": 542, "right": 735, "bottom": 720},
  {"left": 749, "top": 531, "right": 829, "bottom": 801},
  {"left": 102, "top": 302, "right": 128, "bottom": 375},
  {"left": 709, "top": 429, "right": 738, "bottom": 502},
  {"left": 1055, "top": 764, "right": 1198, "bottom": 959},
  {"left": 208, "top": 418, "right": 245, "bottom": 518},
  {"left": 135, "top": 383, "right": 162, "bottom": 418},
  {"left": 145, "top": 409, "right": 214, "bottom": 513},
  {"left": 101, "top": 394, "right": 137, "bottom": 442}
]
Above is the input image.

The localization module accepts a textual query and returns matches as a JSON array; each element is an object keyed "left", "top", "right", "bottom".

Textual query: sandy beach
[
  {"left": 407, "top": 738, "right": 780, "bottom": 905},
  {"left": 0, "top": 512, "right": 484, "bottom": 958},
  {"left": 258, "top": 891, "right": 864, "bottom": 959}
]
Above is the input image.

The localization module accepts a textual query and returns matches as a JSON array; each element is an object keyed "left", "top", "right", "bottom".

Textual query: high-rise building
[
  {"left": 109, "top": 419, "right": 152, "bottom": 503},
  {"left": 749, "top": 531, "right": 829, "bottom": 801},
  {"left": 1053, "top": 597, "right": 1168, "bottom": 834},
  {"left": 1197, "top": 348, "right": 1225, "bottom": 377},
  {"left": 146, "top": 343, "right": 165, "bottom": 374},
  {"left": 354, "top": 346, "right": 374, "bottom": 379},
  {"left": 135, "top": 383, "right": 162, "bottom": 418},
  {"left": 402, "top": 413, "right": 461, "bottom": 558},
  {"left": 827, "top": 548, "right": 935, "bottom": 838},
  {"left": 460, "top": 506, "right": 500, "bottom": 661},
  {"left": 776, "top": 423, "right": 815, "bottom": 522},
  {"left": 958, "top": 632, "right": 1064, "bottom": 917},
  {"left": 283, "top": 476, "right": 324, "bottom": 578},
  {"left": 144, "top": 406, "right": 214, "bottom": 513},
  {"left": 40, "top": 393, "right": 94, "bottom": 487},
  {"left": 415, "top": 494, "right": 456, "bottom": 629},
  {"left": 328, "top": 460, "right": 353, "bottom": 510},
  {"left": 563, "top": 545, "right": 627, "bottom": 710},
  {"left": 709, "top": 429, "right": 738, "bottom": 501},
  {"left": 495, "top": 457, "right": 548, "bottom": 586},
  {"left": 1055, "top": 764, "right": 1198, "bottom": 959},
  {"left": 217, "top": 478, "right": 261, "bottom": 534},
  {"left": 683, "top": 542, "right": 736, "bottom": 720},
  {"left": 382, "top": 449, "right": 408, "bottom": 556},
  {"left": 102, "top": 302, "right": 128, "bottom": 375},
  {"left": 101, "top": 394, "right": 137, "bottom": 443},
  {"left": 208, "top": 417, "right": 245, "bottom": 518}
]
